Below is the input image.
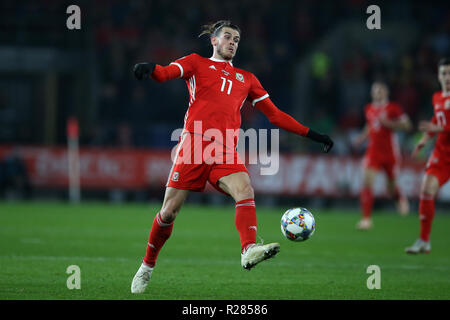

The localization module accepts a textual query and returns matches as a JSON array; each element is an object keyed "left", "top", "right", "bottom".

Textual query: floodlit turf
[{"left": 0, "top": 201, "right": 449, "bottom": 300}]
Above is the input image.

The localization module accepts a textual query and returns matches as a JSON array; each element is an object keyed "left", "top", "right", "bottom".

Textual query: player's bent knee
[
  {"left": 160, "top": 201, "right": 182, "bottom": 222},
  {"left": 420, "top": 187, "right": 436, "bottom": 200},
  {"left": 233, "top": 183, "right": 254, "bottom": 201},
  {"left": 421, "top": 175, "right": 440, "bottom": 197},
  {"left": 363, "top": 171, "right": 376, "bottom": 187},
  {"left": 159, "top": 208, "right": 178, "bottom": 223}
]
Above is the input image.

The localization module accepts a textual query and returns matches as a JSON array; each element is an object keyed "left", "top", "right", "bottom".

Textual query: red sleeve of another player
[
  {"left": 364, "top": 104, "right": 371, "bottom": 122},
  {"left": 427, "top": 94, "right": 439, "bottom": 137},
  {"left": 432, "top": 93, "right": 450, "bottom": 133},
  {"left": 426, "top": 115, "right": 438, "bottom": 138},
  {"left": 248, "top": 74, "right": 269, "bottom": 106},
  {"left": 255, "top": 98, "right": 309, "bottom": 137},
  {"left": 431, "top": 94, "right": 439, "bottom": 127}
]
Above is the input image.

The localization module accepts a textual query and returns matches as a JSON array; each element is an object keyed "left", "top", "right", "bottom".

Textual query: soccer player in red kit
[
  {"left": 405, "top": 58, "right": 450, "bottom": 254},
  {"left": 354, "top": 82, "right": 412, "bottom": 230},
  {"left": 130, "top": 21, "right": 333, "bottom": 293}
]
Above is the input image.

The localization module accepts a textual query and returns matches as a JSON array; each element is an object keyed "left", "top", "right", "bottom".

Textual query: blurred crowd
[
  {"left": 1, "top": 0, "right": 449, "bottom": 157},
  {"left": 89, "top": 0, "right": 341, "bottom": 148},
  {"left": 89, "top": 0, "right": 450, "bottom": 156}
]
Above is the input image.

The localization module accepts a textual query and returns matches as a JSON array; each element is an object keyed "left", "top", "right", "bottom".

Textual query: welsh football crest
[{"left": 236, "top": 72, "right": 244, "bottom": 82}]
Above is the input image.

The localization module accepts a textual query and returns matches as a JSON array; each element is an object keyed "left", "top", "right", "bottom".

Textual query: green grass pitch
[{"left": 0, "top": 201, "right": 449, "bottom": 300}]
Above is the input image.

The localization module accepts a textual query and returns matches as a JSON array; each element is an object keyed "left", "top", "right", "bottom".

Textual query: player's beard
[{"left": 217, "top": 45, "right": 234, "bottom": 61}]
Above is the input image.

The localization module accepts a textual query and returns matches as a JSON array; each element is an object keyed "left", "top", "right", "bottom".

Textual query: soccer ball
[{"left": 280, "top": 207, "right": 316, "bottom": 241}]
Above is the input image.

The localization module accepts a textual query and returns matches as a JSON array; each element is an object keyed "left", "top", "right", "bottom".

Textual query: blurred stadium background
[
  {"left": 1, "top": 0, "right": 450, "bottom": 301},
  {"left": 0, "top": 0, "right": 449, "bottom": 210}
]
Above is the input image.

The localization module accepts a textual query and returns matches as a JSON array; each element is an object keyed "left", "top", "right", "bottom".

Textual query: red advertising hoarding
[{"left": 1, "top": 145, "right": 449, "bottom": 201}]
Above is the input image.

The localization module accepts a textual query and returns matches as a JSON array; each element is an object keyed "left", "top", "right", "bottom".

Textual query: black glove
[
  {"left": 306, "top": 129, "right": 334, "bottom": 153},
  {"left": 133, "top": 62, "right": 156, "bottom": 80}
]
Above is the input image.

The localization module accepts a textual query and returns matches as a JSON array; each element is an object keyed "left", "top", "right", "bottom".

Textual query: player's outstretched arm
[
  {"left": 412, "top": 133, "right": 432, "bottom": 158},
  {"left": 418, "top": 120, "right": 448, "bottom": 133},
  {"left": 379, "top": 114, "right": 412, "bottom": 131},
  {"left": 255, "top": 98, "right": 334, "bottom": 153},
  {"left": 133, "top": 63, "right": 181, "bottom": 82}
]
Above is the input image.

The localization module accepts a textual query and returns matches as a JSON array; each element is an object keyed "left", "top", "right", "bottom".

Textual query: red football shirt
[
  {"left": 169, "top": 53, "right": 269, "bottom": 146},
  {"left": 365, "top": 101, "right": 404, "bottom": 161},
  {"left": 430, "top": 91, "right": 450, "bottom": 160}
]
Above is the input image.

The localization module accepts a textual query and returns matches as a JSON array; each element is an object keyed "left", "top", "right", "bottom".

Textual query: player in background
[
  {"left": 130, "top": 20, "right": 334, "bottom": 293},
  {"left": 354, "top": 82, "right": 412, "bottom": 230},
  {"left": 405, "top": 58, "right": 450, "bottom": 254}
]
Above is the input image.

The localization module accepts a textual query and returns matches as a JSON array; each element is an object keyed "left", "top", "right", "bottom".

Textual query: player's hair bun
[{"left": 198, "top": 20, "right": 241, "bottom": 38}]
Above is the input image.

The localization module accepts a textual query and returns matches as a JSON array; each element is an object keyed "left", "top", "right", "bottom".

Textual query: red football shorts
[
  {"left": 166, "top": 132, "right": 249, "bottom": 194},
  {"left": 363, "top": 154, "right": 398, "bottom": 180},
  {"left": 425, "top": 151, "right": 450, "bottom": 186}
]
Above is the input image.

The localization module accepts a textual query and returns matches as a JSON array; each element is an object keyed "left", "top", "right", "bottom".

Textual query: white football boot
[
  {"left": 241, "top": 243, "right": 280, "bottom": 270},
  {"left": 131, "top": 263, "right": 153, "bottom": 293},
  {"left": 405, "top": 239, "right": 431, "bottom": 254},
  {"left": 356, "top": 218, "right": 373, "bottom": 230}
]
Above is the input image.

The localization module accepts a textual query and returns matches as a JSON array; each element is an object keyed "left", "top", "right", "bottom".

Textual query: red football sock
[
  {"left": 360, "top": 187, "right": 374, "bottom": 219},
  {"left": 143, "top": 212, "right": 174, "bottom": 268},
  {"left": 235, "top": 198, "right": 257, "bottom": 253},
  {"left": 419, "top": 194, "right": 435, "bottom": 242}
]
